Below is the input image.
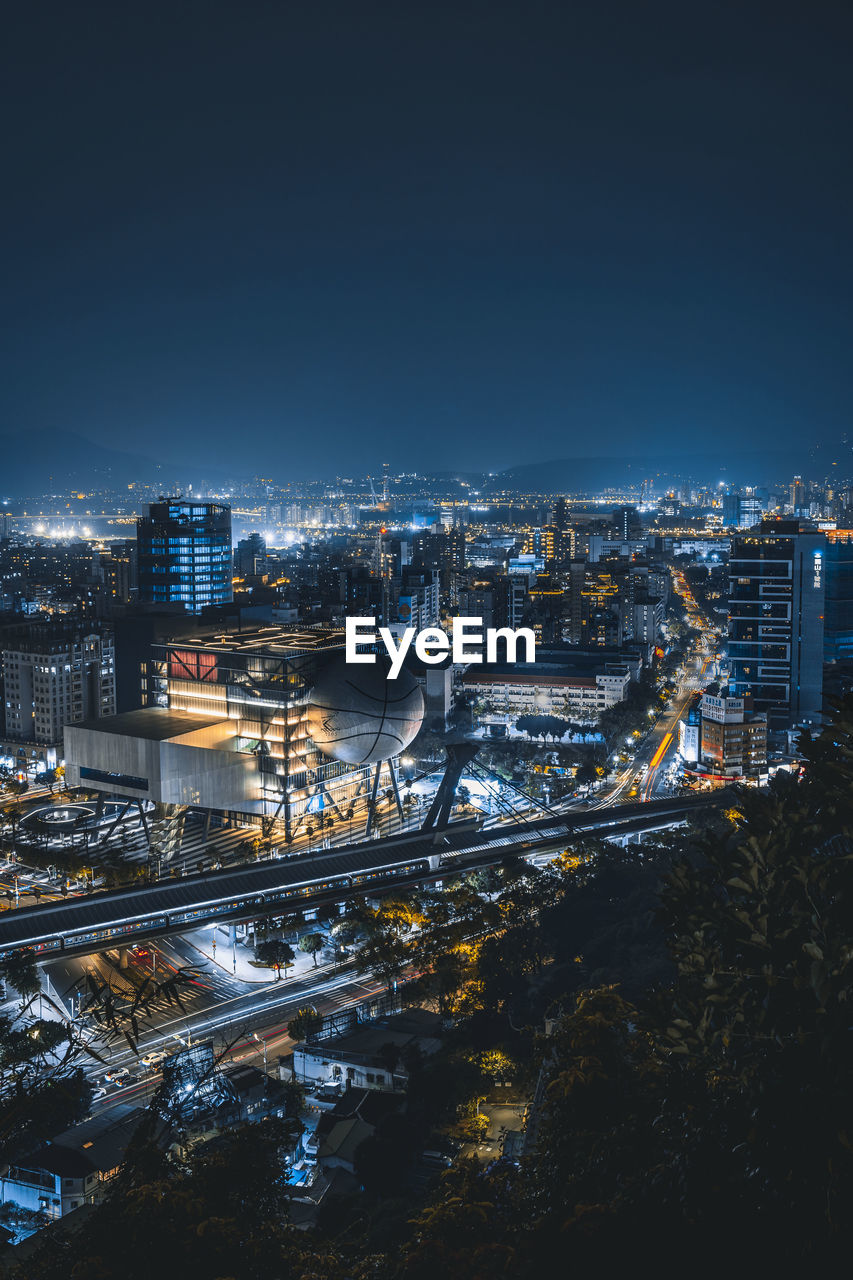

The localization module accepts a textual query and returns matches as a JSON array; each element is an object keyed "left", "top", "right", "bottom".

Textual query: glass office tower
[
  {"left": 728, "top": 520, "right": 825, "bottom": 729},
  {"left": 137, "top": 500, "right": 232, "bottom": 614}
]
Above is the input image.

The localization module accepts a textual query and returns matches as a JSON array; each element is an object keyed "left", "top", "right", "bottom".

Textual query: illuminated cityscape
[{"left": 1, "top": 1, "right": 852, "bottom": 1275}]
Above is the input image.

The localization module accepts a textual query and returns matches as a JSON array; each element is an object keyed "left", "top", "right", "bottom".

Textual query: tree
[
  {"left": 287, "top": 1006, "right": 321, "bottom": 1042},
  {"left": 298, "top": 932, "right": 325, "bottom": 967},
  {"left": 315, "top": 901, "right": 341, "bottom": 929},
  {"left": 575, "top": 762, "right": 597, "bottom": 791},
  {"left": 355, "top": 928, "right": 409, "bottom": 993},
  {"left": 0, "top": 952, "right": 41, "bottom": 1001},
  {"left": 254, "top": 938, "right": 295, "bottom": 980},
  {"left": 330, "top": 914, "right": 364, "bottom": 948},
  {"left": 397, "top": 1157, "right": 524, "bottom": 1277},
  {"left": 466, "top": 865, "right": 504, "bottom": 899}
]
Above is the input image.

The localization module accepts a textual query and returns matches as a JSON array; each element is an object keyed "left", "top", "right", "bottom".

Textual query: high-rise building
[
  {"left": 137, "top": 500, "right": 232, "bottom": 615},
  {"left": 728, "top": 520, "right": 825, "bottom": 728},
  {"left": 525, "top": 523, "right": 575, "bottom": 566},
  {"left": 95, "top": 540, "right": 137, "bottom": 604},
  {"left": 1, "top": 620, "right": 116, "bottom": 767},
  {"left": 722, "top": 490, "right": 763, "bottom": 529},
  {"left": 411, "top": 527, "right": 465, "bottom": 601},
  {"left": 568, "top": 563, "right": 629, "bottom": 647},
  {"left": 395, "top": 567, "right": 440, "bottom": 631},
  {"left": 234, "top": 533, "right": 267, "bottom": 578},
  {"left": 823, "top": 529, "right": 853, "bottom": 662},
  {"left": 612, "top": 505, "right": 642, "bottom": 540},
  {"left": 721, "top": 491, "right": 741, "bottom": 528}
]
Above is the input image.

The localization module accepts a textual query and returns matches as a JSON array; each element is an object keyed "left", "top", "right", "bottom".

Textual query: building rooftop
[
  {"left": 72, "top": 708, "right": 226, "bottom": 741},
  {"left": 160, "top": 625, "right": 347, "bottom": 656},
  {"left": 298, "top": 1008, "right": 443, "bottom": 1066},
  {"left": 315, "top": 1088, "right": 404, "bottom": 1165},
  {"left": 13, "top": 1105, "right": 148, "bottom": 1181}
]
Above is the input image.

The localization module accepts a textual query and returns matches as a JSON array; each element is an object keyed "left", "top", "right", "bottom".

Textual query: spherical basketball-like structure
[{"left": 307, "top": 656, "right": 424, "bottom": 765}]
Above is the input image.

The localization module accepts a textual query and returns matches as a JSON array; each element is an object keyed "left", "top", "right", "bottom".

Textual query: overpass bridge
[{"left": 0, "top": 794, "right": 724, "bottom": 962}]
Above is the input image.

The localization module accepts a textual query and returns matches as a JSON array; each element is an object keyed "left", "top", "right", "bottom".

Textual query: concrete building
[
  {"left": 728, "top": 521, "right": 826, "bottom": 728},
  {"left": 395, "top": 569, "right": 439, "bottom": 632},
  {"left": 293, "top": 1010, "right": 442, "bottom": 1093},
  {"left": 64, "top": 708, "right": 259, "bottom": 811},
  {"left": 612, "top": 505, "right": 643, "bottom": 541},
  {"left": 137, "top": 499, "right": 233, "bottom": 615},
  {"left": 94, "top": 540, "right": 137, "bottom": 604},
  {"left": 567, "top": 563, "right": 623, "bottom": 647},
  {"left": 0, "top": 1105, "right": 145, "bottom": 1222},
  {"left": 64, "top": 625, "right": 397, "bottom": 836},
  {"left": 1, "top": 620, "right": 116, "bottom": 769},
  {"left": 632, "top": 597, "right": 665, "bottom": 646},
  {"left": 699, "top": 689, "right": 767, "bottom": 779},
  {"left": 586, "top": 535, "right": 648, "bottom": 563}
]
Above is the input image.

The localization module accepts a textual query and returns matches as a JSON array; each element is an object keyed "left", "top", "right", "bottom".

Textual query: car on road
[
  {"left": 104, "top": 1066, "right": 131, "bottom": 1083},
  {"left": 141, "top": 1050, "right": 167, "bottom": 1069}
]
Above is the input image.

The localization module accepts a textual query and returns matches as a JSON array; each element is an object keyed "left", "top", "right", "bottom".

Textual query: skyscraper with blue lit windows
[{"left": 137, "top": 499, "right": 232, "bottom": 614}]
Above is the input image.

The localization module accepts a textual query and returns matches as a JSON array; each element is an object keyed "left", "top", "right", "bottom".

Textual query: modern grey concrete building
[{"left": 64, "top": 625, "right": 399, "bottom": 839}]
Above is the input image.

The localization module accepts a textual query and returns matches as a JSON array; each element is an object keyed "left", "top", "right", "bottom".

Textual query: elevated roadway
[{"left": 0, "top": 793, "right": 725, "bottom": 961}]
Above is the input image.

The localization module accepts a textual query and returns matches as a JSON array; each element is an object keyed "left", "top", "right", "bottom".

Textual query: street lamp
[{"left": 252, "top": 1031, "right": 268, "bottom": 1077}]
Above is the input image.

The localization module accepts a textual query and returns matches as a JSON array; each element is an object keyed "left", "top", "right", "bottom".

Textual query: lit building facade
[
  {"left": 1, "top": 621, "right": 116, "bottom": 768},
  {"left": 137, "top": 500, "right": 232, "bottom": 614},
  {"left": 140, "top": 627, "right": 386, "bottom": 833},
  {"left": 699, "top": 689, "right": 767, "bottom": 779},
  {"left": 462, "top": 651, "right": 632, "bottom": 724}
]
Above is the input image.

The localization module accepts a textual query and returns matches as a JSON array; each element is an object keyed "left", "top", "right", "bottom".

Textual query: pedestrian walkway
[{"left": 180, "top": 923, "right": 339, "bottom": 987}]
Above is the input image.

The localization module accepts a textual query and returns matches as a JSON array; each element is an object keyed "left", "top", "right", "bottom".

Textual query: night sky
[{"left": 2, "top": 0, "right": 852, "bottom": 480}]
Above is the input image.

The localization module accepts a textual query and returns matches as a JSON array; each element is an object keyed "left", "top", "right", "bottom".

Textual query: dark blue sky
[{"left": 2, "top": 0, "right": 852, "bottom": 480}]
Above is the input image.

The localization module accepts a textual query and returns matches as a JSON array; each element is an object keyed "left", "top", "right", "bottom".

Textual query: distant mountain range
[
  {"left": 488, "top": 450, "right": 823, "bottom": 493},
  {"left": 0, "top": 429, "right": 239, "bottom": 496},
  {"left": 0, "top": 429, "right": 167, "bottom": 494},
  {"left": 0, "top": 429, "right": 834, "bottom": 498}
]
